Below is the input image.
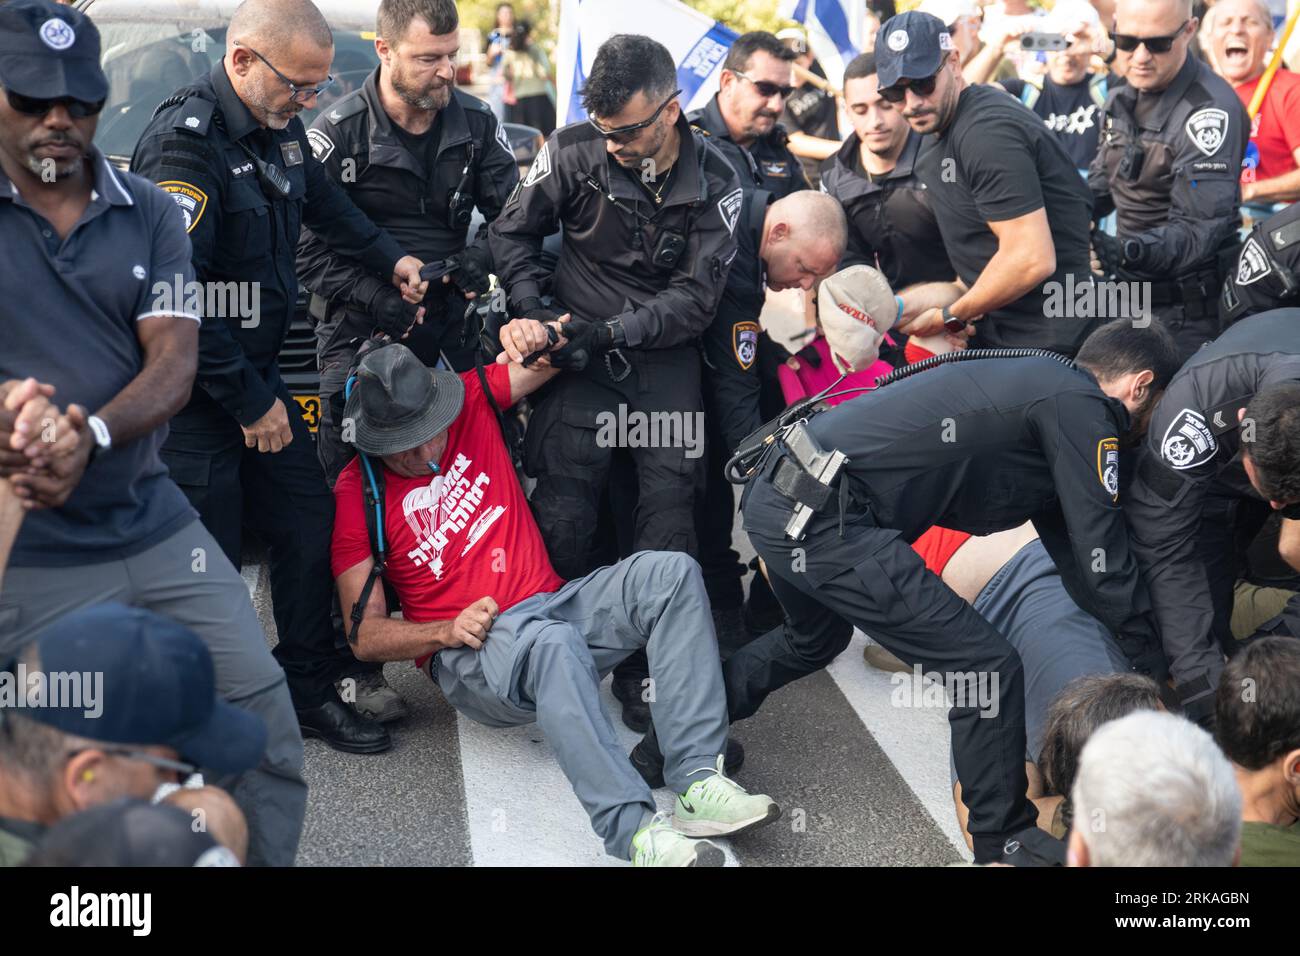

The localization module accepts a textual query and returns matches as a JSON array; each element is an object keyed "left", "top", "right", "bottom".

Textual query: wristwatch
[
  {"left": 941, "top": 305, "right": 968, "bottom": 334},
  {"left": 86, "top": 414, "right": 112, "bottom": 463}
]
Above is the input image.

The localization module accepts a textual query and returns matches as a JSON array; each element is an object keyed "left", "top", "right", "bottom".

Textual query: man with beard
[
  {"left": 875, "top": 11, "right": 1099, "bottom": 358},
  {"left": 132, "top": 0, "right": 427, "bottom": 754},
  {"left": 688, "top": 32, "right": 808, "bottom": 198},
  {"left": 489, "top": 35, "right": 742, "bottom": 735},
  {"left": 297, "top": 0, "right": 518, "bottom": 488},
  {"left": 678, "top": 317, "right": 1180, "bottom": 864},
  {"left": 0, "top": 0, "right": 300, "bottom": 866}
]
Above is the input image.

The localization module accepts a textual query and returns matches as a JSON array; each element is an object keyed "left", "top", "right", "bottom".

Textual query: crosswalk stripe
[
  {"left": 826, "top": 631, "right": 972, "bottom": 858},
  {"left": 456, "top": 678, "right": 742, "bottom": 867}
]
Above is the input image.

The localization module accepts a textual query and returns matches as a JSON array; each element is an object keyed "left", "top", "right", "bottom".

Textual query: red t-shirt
[
  {"left": 331, "top": 364, "right": 564, "bottom": 663},
  {"left": 1237, "top": 70, "right": 1300, "bottom": 184}
]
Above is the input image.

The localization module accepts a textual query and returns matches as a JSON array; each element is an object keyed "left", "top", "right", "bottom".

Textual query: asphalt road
[{"left": 243, "top": 510, "right": 970, "bottom": 867}]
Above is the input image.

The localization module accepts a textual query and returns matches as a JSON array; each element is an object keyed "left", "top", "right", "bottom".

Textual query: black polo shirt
[
  {"left": 0, "top": 149, "right": 198, "bottom": 567},
  {"left": 917, "top": 83, "right": 1096, "bottom": 356}
]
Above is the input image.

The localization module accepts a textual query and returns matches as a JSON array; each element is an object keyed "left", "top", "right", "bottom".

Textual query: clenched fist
[{"left": 448, "top": 596, "right": 499, "bottom": 651}]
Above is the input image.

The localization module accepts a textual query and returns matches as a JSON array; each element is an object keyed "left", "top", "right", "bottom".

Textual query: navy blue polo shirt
[{"left": 1, "top": 148, "right": 199, "bottom": 566}]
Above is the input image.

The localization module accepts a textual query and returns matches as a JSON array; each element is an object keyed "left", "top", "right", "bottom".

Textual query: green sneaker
[
  {"left": 631, "top": 813, "right": 724, "bottom": 867},
  {"left": 673, "top": 755, "right": 781, "bottom": 838}
]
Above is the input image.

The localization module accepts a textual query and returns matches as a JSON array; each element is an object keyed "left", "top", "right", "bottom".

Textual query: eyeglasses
[
  {"left": 66, "top": 746, "right": 198, "bottom": 781},
  {"left": 878, "top": 71, "right": 941, "bottom": 103},
  {"left": 1110, "top": 20, "right": 1189, "bottom": 54},
  {"left": 234, "top": 41, "right": 335, "bottom": 103},
  {"left": 587, "top": 89, "right": 681, "bottom": 145},
  {"left": 4, "top": 88, "right": 104, "bottom": 118},
  {"left": 732, "top": 71, "right": 796, "bottom": 100}
]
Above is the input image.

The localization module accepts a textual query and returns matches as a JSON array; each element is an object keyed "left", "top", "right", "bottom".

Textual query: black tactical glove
[
  {"left": 1115, "top": 631, "right": 1170, "bottom": 686},
  {"left": 546, "top": 317, "right": 616, "bottom": 371},
  {"left": 1091, "top": 230, "right": 1124, "bottom": 278},
  {"left": 514, "top": 296, "right": 561, "bottom": 325},
  {"left": 366, "top": 283, "right": 422, "bottom": 340},
  {"left": 451, "top": 245, "right": 492, "bottom": 296}
]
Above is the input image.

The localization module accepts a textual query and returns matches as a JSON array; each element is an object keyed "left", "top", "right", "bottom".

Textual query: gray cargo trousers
[
  {"left": 432, "top": 550, "right": 728, "bottom": 858},
  {"left": 0, "top": 520, "right": 306, "bottom": 867}
]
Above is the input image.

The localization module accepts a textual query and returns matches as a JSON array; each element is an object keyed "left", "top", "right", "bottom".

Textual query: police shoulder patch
[
  {"left": 158, "top": 181, "right": 208, "bottom": 234},
  {"left": 733, "top": 320, "right": 760, "bottom": 370},
  {"left": 1236, "top": 235, "right": 1273, "bottom": 286},
  {"left": 306, "top": 128, "right": 335, "bottom": 163},
  {"left": 1160, "top": 408, "right": 1218, "bottom": 470},
  {"left": 717, "top": 187, "right": 744, "bottom": 235},
  {"left": 522, "top": 143, "right": 551, "bottom": 187},
  {"left": 1096, "top": 437, "right": 1120, "bottom": 501},
  {"left": 494, "top": 121, "right": 513, "bottom": 158},
  {"left": 1185, "top": 106, "right": 1228, "bottom": 157}
]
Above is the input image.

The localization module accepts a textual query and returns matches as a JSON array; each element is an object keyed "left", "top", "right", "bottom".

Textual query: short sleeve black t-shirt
[
  {"left": 918, "top": 83, "right": 1096, "bottom": 355},
  {"left": 1000, "top": 76, "right": 1108, "bottom": 170}
]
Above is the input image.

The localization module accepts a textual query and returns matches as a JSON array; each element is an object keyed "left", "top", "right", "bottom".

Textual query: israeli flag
[
  {"left": 555, "top": 0, "right": 738, "bottom": 127},
  {"left": 780, "top": 0, "right": 867, "bottom": 88}
]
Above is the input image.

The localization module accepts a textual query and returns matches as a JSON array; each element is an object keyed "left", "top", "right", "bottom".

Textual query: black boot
[
  {"left": 630, "top": 725, "right": 745, "bottom": 789},
  {"left": 610, "top": 675, "right": 652, "bottom": 733},
  {"left": 297, "top": 694, "right": 392, "bottom": 754}
]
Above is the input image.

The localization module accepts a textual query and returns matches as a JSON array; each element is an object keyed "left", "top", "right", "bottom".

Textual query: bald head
[
  {"left": 228, "top": 0, "right": 334, "bottom": 58},
  {"left": 1114, "top": 0, "right": 1197, "bottom": 91},
  {"left": 761, "top": 191, "right": 848, "bottom": 291},
  {"left": 225, "top": 0, "right": 335, "bottom": 130},
  {"left": 773, "top": 191, "right": 848, "bottom": 255}
]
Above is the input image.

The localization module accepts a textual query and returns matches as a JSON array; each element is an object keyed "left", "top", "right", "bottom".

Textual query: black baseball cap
[
  {"left": 0, "top": 0, "right": 108, "bottom": 103},
  {"left": 8, "top": 603, "right": 267, "bottom": 775},
  {"left": 875, "top": 11, "right": 956, "bottom": 90}
]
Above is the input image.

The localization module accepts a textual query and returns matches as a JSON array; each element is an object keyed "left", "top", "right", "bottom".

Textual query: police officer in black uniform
[
  {"left": 132, "top": 0, "right": 427, "bottom": 752},
  {"left": 637, "top": 318, "right": 1182, "bottom": 863},
  {"left": 687, "top": 31, "right": 809, "bottom": 199},
  {"left": 1125, "top": 309, "right": 1300, "bottom": 726},
  {"left": 1221, "top": 203, "right": 1300, "bottom": 324},
  {"left": 296, "top": 0, "right": 518, "bottom": 485},
  {"left": 490, "top": 36, "right": 741, "bottom": 731},
  {"left": 820, "top": 51, "right": 954, "bottom": 290},
  {"left": 777, "top": 29, "right": 843, "bottom": 190},
  {"left": 695, "top": 191, "right": 847, "bottom": 652},
  {"left": 1089, "top": 0, "right": 1248, "bottom": 360}
]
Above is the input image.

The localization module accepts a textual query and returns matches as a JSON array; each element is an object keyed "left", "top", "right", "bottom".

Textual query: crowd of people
[{"left": 0, "top": 0, "right": 1298, "bottom": 869}]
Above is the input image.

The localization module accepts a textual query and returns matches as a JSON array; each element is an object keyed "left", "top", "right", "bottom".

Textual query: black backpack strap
[
  {"left": 474, "top": 351, "right": 525, "bottom": 473},
  {"left": 348, "top": 454, "right": 387, "bottom": 646}
]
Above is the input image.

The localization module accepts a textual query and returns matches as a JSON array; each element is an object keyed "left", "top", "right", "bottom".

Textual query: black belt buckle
[{"left": 604, "top": 348, "right": 631, "bottom": 382}]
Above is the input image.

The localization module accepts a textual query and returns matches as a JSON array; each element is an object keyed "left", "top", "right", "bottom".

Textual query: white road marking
[
  {"left": 456, "top": 677, "right": 739, "bottom": 867},
  {"left": 240, "top": 563, "right": 260, "bottom": 598},
  {"left": 826, "top": 630, "right": 972, "bottom": 859}
]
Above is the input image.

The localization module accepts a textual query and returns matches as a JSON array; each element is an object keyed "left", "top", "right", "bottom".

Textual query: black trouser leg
[
  {"left": 729, "top": 477, "right": 1035, "bottom": 862},
  {"left": 241, "top": 381, "right": 357, "bottom": 708},
  {"left": 1196, "top": 490, "right": 1272, "bottom": 656},
  {"left": 1155, "top": 301, "right": 1223, "bottom": 364}
]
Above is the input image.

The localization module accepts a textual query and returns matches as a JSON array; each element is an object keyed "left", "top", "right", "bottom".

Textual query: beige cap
[{"left": 818, "top": 265, "right": 898, "bottom": 374}]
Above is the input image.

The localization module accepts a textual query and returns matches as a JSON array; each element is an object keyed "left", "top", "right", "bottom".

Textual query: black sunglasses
[
  {"left": 234, "top": 41, "right": 335, "bottom": 103},
  {"left": 1110, "top": 19, "right": 1189, "bottom": 54},
  {"left": 4, "top": 88, "right": 104, "bottom": 118},
  {"left": 879, "top": 71, "right": 941, "bottom": 104},
  {"left": 733, "top": 70, "right": 796, "bottom": 100},
  {"left": 588, "top": 89, "right": 681, "bottom": 144}
]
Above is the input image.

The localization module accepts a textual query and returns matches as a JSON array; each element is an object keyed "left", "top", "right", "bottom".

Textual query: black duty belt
[{"left": 1147, "top": 267, "right": 1221, "bottom": 307}]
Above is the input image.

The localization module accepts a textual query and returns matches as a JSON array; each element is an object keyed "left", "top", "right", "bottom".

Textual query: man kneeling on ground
[{"left": 331, "top": 338, "right": 779, "bottom": 866}]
